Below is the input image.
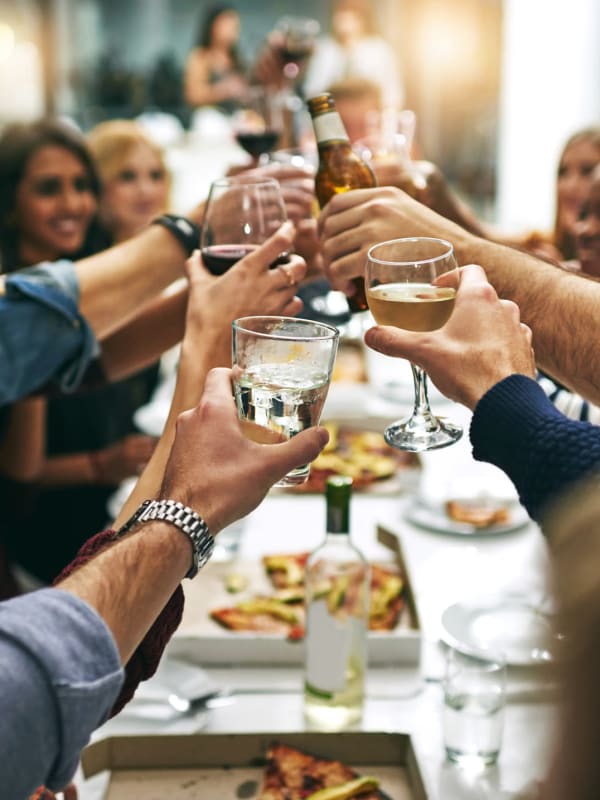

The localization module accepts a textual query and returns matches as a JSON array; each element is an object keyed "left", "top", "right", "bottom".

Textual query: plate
[
  {"left": 440, "top": 599, "right": 555, "bottom": 666},
  {"left": 405, "top": 497, "right": 530, "bottom": 536}
]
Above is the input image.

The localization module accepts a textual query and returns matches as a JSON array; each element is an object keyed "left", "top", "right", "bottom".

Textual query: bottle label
[
  {"left": 305, "top": 600, "right": 364, "bottom": 694},
  {"left": 313, "top": 111, "right": 349, "bottom": 145}
]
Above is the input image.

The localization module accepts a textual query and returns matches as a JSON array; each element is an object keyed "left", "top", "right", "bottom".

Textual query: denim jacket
[{"left": 0, "top": 260, "right": 99, "bottom": 407}]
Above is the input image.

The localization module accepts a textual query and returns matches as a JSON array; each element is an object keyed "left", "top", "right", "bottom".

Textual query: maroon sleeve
[{"left": 53, "top": 528, "right": 184, "bottom": 717}]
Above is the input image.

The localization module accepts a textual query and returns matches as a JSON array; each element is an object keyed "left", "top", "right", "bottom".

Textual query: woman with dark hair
[
  {"left": 0, "top": 118, "right": 157, "bottom": 591},
  {"left": 183, "top": 4, "right": 247, "bottom": 116},
  {"left": 0, "top": 118, "right": 101, "bottom": 270}
]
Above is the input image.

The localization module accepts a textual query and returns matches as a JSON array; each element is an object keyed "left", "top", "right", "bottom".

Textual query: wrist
[{"left": 88, "top": 450, "right": 105, "bottom": 483}]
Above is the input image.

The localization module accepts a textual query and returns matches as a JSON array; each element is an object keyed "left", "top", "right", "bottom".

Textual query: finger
[
  {"left": 364, "top": 324, "right": 427, "bottom": 361},
  {"left": 499, "top": 298, "right": 521, "bottom": 321},
  {"left": 280, "top": 295, "right": 304, "bottom": 316},
  {"left": 325, "top": 250, "right": 367, "bottom": 290},
  {"left": 233, "top": 220, "right": 296, "bottom": 274},
  {"left": 521, "top": 322, "right": 533, "bottom": 346},
  {"left": 274, "top": 254, "right": 307, "bottom": 289},
  {"left": 199, "top": 367, "right": 236, "bottom": 413},
  {"left": 321, "top": 225, "right": 366, "bottom": 269},
  {"left": 268, "top": 426, "right": 330, "bottom": 480}
]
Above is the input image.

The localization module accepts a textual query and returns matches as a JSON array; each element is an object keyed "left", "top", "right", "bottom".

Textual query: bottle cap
[{"left": 326, "top": 475, "right": 352, "bottom": 533}]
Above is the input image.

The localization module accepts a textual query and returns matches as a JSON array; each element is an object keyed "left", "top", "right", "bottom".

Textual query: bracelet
[
  {"left": 151, "top": 214, "right": 201, "bottom": 257},
  {"left": 115, "top": 498, "right": 214, "bottom": 579}
]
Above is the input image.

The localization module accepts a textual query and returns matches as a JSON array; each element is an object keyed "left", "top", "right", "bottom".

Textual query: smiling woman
[{"left": 0, "top": 119, "right": 101, "bottom": 270}]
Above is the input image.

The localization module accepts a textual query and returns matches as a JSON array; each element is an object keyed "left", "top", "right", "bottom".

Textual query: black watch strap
[{"left": 151, "top": 214, "right": 201, "bottom": 257}]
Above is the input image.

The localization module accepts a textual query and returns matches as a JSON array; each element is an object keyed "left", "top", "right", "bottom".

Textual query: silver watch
[{"left": 116, "top": 499, "right": 214, "bottom": 579}]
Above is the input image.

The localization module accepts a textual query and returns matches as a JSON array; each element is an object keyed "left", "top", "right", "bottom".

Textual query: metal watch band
[
  {"left": 151, "top": 214, "right": 201, "bottom": 257},
  {"left": 116, "top": 498, "right": 214, "bottom": 579}
]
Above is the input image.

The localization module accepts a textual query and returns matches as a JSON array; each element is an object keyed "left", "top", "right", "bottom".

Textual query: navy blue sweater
[{"left": 470, "top": 374, "right": 600, "bottom": 522}]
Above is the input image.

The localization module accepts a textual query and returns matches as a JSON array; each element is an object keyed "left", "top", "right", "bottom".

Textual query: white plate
[
  {"left": 405, "top": 498, "right": 530, "bottom": 536},
  {"left": 440, "top": 599, "right": 555, "bottom": 666}
]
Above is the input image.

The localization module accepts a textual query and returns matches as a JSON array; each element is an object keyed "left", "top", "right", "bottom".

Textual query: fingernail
[{"left": 316, "top": 427, "right": 330, "bottom": 447}]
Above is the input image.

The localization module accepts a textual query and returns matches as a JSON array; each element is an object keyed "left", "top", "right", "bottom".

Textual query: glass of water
[
  {"left": 443, "top": 647, "right": 506, "bottom": 768},
  {"left": 232, "top": 316, "right": 339, "bottom": 487}
]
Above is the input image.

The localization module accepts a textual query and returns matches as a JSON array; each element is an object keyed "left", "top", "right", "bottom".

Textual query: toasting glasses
[{"left": 365, "top": 237, "right": 462, "bottom": 452}]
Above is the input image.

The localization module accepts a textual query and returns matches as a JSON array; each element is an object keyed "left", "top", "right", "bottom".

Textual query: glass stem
[{"left": 411, "top": 363, "right": 433, "bottom": 420}]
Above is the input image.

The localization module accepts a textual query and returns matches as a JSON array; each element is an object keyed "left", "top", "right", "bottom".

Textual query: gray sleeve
[{"left": 0, "top": 588, "right": 123, "bottom": 797}]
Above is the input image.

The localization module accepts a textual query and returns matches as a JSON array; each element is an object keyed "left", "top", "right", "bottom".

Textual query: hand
[
  {"left": 294, "top": 218, "right": 324, "bottom": 278},
  {"left": 319, "top": 186, "right": 466, "bottom": 295},
  {"left": 240, "top": 162, "right": 316, "bottom": 225},
  {"left": 92, "top": 434, "right": 157, "bottom": 483},
  {"left": 160, "top": 367, "right": 329, "bottom": 532},
  {"left": 364, "top": 264, "right": 536, "bottom": 410},
  {"left": 184, "top": 221, "right": 306, "bottom": 365}
]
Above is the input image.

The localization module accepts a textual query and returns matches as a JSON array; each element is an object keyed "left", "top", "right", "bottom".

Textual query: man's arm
[
  {"left": 320, "top": 187, "right": 600, "bottom": 404},
  {"left": 364, "top": 264, "right": 600, "bottom": 521}
]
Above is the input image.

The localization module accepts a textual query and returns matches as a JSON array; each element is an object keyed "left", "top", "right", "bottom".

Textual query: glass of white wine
[{"left": 365, "top": 237, "right": 462, "bottom": 451}]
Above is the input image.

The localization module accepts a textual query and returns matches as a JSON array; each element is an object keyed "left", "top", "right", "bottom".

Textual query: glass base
[
  {"left": 445, "top": 748, "right": 499, "bottom": 768},
  {"left": 384, "top": 414, "right": 462, "bottom": 452},
  {"left": 273, "top": 464, "right": 310, "bottom": 488}
]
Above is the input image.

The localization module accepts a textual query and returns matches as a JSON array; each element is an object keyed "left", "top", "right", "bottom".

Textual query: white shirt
[{"left": 302, "top": 35, "right": 403, "bottom": 110}]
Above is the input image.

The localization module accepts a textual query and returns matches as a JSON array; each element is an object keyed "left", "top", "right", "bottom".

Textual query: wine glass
[
  {"left": 274, "top": 16, "right": 320, "bottom": 82},
  {"left": 365, "top": 237, "right": 462, "bottom": 452},
  {"left": 200, "top": 176, "right": 288, "bottom": 275},
  {"left": 233, "top": 86, "right": 283, "bottom": 165}
]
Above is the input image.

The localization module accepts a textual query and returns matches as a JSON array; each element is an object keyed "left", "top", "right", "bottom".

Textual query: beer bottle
[
  {"left": 307, "top": 93, "right": 376, "bottom": 313},
  {"left": 304, "top": 476, "right": 370, "bottom": 729}
]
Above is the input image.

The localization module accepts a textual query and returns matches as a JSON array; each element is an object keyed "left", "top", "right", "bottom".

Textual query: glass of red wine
[
  {"left": 233, "top": 87, "right": 283, "bottom": 165},
  {"left": 200, "top": 176, "right": 288, "bottom": 276},
  {"left": 275, "top": 16, "right": 320, "bottom": 82}
]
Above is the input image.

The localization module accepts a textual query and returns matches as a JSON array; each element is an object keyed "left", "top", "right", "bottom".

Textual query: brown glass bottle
[{"left": 307, "top": 93, "right": 376, "bottom": 313}]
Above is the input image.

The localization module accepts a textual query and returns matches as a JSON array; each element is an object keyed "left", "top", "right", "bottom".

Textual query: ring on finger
[{"left": 280, "top": 265, "right": 297, "bottom": 287}]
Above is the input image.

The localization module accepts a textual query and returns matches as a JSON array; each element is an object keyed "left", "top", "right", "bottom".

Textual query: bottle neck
[
  {"left": 312, "top": 110, "right": 350, "bottom": 146},
  {"left": 326, "top": 504, "right": 349, "bottom": 536}
]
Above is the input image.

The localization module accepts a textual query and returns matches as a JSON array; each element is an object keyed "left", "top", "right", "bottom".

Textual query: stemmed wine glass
[
  {"left": 200, "top": 176, "right": 288, "bottom": 275},
  {"left": 233, "top": 86, "right": 283, "bottom": 165},
  {"left": 365, "top": 237, "right": 462, "bottom": 452},
  {"left": 274, "top": 16, "right": 320, "bottom": 82}
]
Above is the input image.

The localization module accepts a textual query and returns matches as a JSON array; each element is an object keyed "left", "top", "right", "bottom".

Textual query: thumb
[
  {"left": 268, "top": 426, "right": 330, "bottom": 481},
  {"left": 238, "top": 220, "right": 296, "bottom": 273},
  {"left": 364, "top": 325, "right": 427, "bottom": 361}
]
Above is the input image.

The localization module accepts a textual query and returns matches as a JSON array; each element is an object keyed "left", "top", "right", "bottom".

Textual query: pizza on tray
[
  {"left": 210, "top": 554, "right": 404, "bottom": 638},
  {"left": 259, "top": 742, "right": 387, "bottom": 800},
  {"left": 292, "top": 423, "right": 419, "bottom": 493}
]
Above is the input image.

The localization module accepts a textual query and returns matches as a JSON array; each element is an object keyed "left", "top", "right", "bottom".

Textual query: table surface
[{"left": 80, "top": 373, "right": 558, "bottom": 800}]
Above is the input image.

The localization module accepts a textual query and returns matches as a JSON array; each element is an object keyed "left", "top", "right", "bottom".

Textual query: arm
[
  {"left": 114, "top": 220, "right": 306, "bottom": 527},
  {"left": 321, "top": 187, "right": 600, "bottom": 404},
  {"left": 184, "top": 49, "right": 245, "bottom": 107},
  {"left": 365, "top": 264, "right": 600, "bottom": 521},
  {"left": 99, "top": 280, "right": 188, "bottom": 382},
  {"left": 0, "top": 229, "right": 324, "bottom": 796},
  {"left": 75, "top": 224, "right": 196, "bottom": 340}
]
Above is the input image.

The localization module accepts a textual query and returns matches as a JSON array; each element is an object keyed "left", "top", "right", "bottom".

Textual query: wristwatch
[
  {"left": 115, "top": 499, "right": 214, "bottom": 579},
  {"left": 151, "top": 214, "right": 201, "bottom": 257}
]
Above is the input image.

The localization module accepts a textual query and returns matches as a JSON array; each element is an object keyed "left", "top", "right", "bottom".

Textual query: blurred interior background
[{"left": 0, "top": 0, "right": 598, "bottom": 233}]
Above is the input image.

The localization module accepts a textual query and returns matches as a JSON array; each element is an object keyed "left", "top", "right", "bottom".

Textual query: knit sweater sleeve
[{"left": 470, "top": 374, "right": 600, "bottom": 521}]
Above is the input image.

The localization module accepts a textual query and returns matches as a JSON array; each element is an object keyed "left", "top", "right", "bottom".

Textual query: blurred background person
[
  {"left": 302, "top": 0, "right": 403, "bottom": 110},
  {"left": 0, "top": 118, "right": 159, "bottom": 592},
  {"left": 184, "top": 4, "right": 248, "bottom": 122},
  {"left": 571, "top": 163, "right": 600, "bottom": 278},
  {"left": 87, "top": 119, "right": 171, "bottom": 247}
]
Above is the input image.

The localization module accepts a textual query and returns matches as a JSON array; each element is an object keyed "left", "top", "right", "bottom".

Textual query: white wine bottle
[
  {"left": 304, "top": 475, "right": 370, "bottom": 729},
  {"left": 307, "top": 92, "right": 376, "bottom": 313}
]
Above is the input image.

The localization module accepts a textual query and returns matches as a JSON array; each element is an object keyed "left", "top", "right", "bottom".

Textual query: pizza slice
[
  {"left": 262, "top": 552, "right": 310, "bottom": 589},
  {"left": 210, "top": 597, "right": 305, "bottom": 639},
  {"left": 258, "top": 742, "right": 386, "bottom": 800},
  {"left": 446, "top": 499, "right": 511, "bottom": 528}
]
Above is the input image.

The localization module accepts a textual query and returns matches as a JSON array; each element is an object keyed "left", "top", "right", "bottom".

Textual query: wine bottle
[
  {"left": 303, "top": 475, "right": 370, "bottom": 729},
  {"left": 307, "top": 92, "right": 376, "bottom": 313}
]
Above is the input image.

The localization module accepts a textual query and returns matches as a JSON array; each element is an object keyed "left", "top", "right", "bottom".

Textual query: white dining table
[{"left": 78, "top": 369, "right": 559, "bottom": 800}]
